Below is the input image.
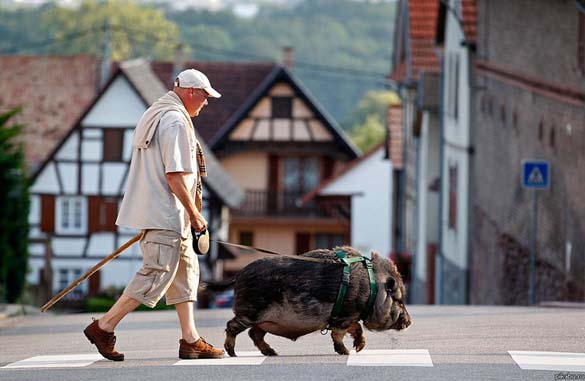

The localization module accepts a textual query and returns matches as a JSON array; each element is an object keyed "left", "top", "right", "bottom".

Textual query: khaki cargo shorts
[{"left": 123, "top": 229, "right": 200, "bottom": 308}]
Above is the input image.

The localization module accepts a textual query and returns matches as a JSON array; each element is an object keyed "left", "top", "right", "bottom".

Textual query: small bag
[{"left": 193, "top": 228, "right": 210, "bottom": 255}]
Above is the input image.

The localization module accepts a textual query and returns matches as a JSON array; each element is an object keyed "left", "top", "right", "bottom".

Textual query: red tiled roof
[
  {"left": 407, "top": 0, "right": 441, "bottom": 80},
  {"left": 151, "top": 61, "right": 276, "bottom": 143},
  {"left": 387, "top": 105, "right": 403, "bottom": 169},
  {"left": 389, "top": 0, "right": 441, "bottom": 83},
  {"left": 0, "top": 55, "right": 100, "bottom": 171},
  {"left": 461, "top": 0, "right": 478, "bottom": 43}
]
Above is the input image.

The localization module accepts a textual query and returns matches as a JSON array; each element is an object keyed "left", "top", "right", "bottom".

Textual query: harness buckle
[{"left": 342, "top": 272, "right": 350, "bottom": 285}]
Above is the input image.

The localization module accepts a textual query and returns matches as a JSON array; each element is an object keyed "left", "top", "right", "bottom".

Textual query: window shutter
[
  {"left": 40, "top": 195, "right": 55, "bottom": 233},
  {"left": 103, "top": 129, "right": 124, "bottom": 162}
]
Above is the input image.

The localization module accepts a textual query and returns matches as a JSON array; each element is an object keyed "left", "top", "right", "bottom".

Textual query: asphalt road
[{"left": 1, "top": 305, "right": 584, "bottom": 380}]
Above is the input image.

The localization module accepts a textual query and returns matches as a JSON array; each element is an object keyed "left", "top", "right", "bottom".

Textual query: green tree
[
  {"left": 0, "top": 108, "right": 30, "bottom": 303},
  {"left": 347, "top": 90, "right": 400, "bottom": 153},
  {"left": 41, "top": 0, "right": 180, "bottom": 61}
]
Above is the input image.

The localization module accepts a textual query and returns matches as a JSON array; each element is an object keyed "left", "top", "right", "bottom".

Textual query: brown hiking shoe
[
  {"left": 179, "top": 337, "right": 225, "bottom": 359},
  {"left": 83, "top": 319, "right": 124, "bottom": 361}
]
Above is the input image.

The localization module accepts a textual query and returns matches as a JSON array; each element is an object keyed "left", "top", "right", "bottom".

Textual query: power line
[
  {"left": 0, "top": 27, "right": 99, "bottom": 54},
  {"left": 0, "top": 23, "right": 397, "bottom": 89}
]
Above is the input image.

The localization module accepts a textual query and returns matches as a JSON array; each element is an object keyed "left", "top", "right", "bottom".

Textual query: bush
[{"left": 84, "top": 296, "right": 176, "bottom": 312}]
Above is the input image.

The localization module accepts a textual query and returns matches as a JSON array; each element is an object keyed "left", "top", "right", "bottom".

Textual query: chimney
[
  {"left": 100, "top": 20, "right": 111, "bottom": 88},
  {"left": 172, "top": 43, "right": 186, "bottom": 85},
  {"left": 282, "top": 46, "right": 294, "bottom": 69}
]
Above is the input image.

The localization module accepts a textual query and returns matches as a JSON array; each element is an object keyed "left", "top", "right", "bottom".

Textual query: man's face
[{"left": 186, "top": 88, "right": 210, "bottom": 117}]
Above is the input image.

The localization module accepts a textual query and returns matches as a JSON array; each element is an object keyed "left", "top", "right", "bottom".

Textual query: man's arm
[{"left": 166, "top": 172, "right": 207, "bottom": 232}]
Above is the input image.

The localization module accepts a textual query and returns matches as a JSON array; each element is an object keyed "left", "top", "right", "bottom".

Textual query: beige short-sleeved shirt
[{"left": 116, "top": 110, "right": 197, "bottom": 238}]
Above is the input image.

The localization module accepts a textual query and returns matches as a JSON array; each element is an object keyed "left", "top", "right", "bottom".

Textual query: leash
[{"left": 210, "top": 239, "right": 339, "bottom": 264}]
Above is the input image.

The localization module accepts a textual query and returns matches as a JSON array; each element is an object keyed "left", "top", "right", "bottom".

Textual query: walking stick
[{"left": 40, "top": 232, "right": 144, "bottom": 313}]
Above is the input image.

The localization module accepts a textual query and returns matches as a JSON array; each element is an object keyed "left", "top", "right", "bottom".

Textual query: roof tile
[{"left": 0, "top": 55, "right": 100, "bottom": 171}]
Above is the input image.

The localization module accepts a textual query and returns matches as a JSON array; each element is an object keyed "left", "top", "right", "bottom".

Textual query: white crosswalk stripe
[
  {"left": 509, "top": 351, "right": 585, "bottom": 372},
  {"left": 2, "top": 354, "right": 104, "bottom": 369},
  {"left": 347, "top": 349, "right": 433, "bottom": 367},
  {"left": 174, "top": 351, "right": 266, "bottom": 366}
]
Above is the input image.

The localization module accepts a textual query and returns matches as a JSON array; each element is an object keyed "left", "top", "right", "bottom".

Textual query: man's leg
[
  {"left": 83, "top": 294, "right": 140, "bottom": 362},
  {"left": 99, "top": 294, "right": 141, "bottom": 332},
  {"left": 175, "top": 301, "right": 200, "bottom": 343}
]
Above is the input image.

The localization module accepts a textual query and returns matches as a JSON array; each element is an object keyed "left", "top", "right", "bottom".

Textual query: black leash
[{"left": 210, "top": 239, "right": 341, "bottom": 265}]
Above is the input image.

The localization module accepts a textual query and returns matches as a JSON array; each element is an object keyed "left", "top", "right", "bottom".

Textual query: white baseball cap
[{"left": 174, "top": 68, "right": 221, "bottom": 98}]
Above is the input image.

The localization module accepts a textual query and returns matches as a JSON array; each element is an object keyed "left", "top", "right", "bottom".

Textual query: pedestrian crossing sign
[{"left": 522, "top": 161, "right": 550, "bottom": 189}]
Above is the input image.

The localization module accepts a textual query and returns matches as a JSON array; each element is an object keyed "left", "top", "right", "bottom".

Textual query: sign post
[{"left": 522, "top": 160, "right": 550, "bottom": 305}]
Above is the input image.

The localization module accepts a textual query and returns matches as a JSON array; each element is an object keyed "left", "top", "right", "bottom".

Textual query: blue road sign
[{"left": 522, "top": 161, "right": 550, "bottom": 189}]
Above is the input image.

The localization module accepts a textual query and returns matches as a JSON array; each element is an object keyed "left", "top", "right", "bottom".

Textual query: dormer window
[{"left": 272, "top": 97, "right": 292, "bottom": 118}]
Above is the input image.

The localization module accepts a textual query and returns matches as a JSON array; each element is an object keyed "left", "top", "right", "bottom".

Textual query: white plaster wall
[
  {"left": 102, "top": 163, "right": 127, "bottom": 195},
  {"left": 123, "top": 129, "right": 134, "bottom": 161},
  {"left": 87, "top": 233, "right": 116, "bottom": 257},
  {"left": 82, "top": 76, "right": 146, "bottom": 127},
  {"left": 320, "top": 147, "right": 392, "bottom": 256},
  {"left": 55, "top": 131, "right": 79, "bottom": 160},
  {"left": 29, "top": 195, "right": 40, "bottom": 225},
  {"left": 52, "top": 238, "right": 86, "bottom": 256},
  {"left": 58, "top": 162, "right": 78, "bottom": 194},
  {"left": 31, "top": 162, "right": 60, "bottom": 194},
  {"left": 81, "top": 139, "right": 102, "bottom": 161},
  {"left": 81, "top": 163, "right": 100, "bottom": 195},
  {"left": 441, "top": 0, "right": 472, "bottom": 270}
]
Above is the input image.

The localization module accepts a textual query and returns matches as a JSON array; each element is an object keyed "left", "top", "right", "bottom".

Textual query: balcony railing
[{"left": 234, "top": 190, "right": 350, "bottom": 221}]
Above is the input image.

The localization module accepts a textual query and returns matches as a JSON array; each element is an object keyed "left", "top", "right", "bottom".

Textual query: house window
[
  {"left": 448, "top": 164, "right": 458, "bottom": 230},
  {"left": 103, "top": 129, "right": 124, "bottom": 162},
  {"left": 239, "top": 231, "right": 254, "bottom": 246},
  {"left": 282, "top": 156, "right": 321, "bottom": 194},
  {"left": 315, "top": 233, "right": 346, "bottom": 249},
  {"left": 58, "top": 268, "right": 85, "bottom": 296},
  {"left": 56, "top": 196, "right": 87, "bottom": 235},
  {"left": 272, "top": 97, "right": 292, "bottom": 118},
  {"left": 579, "top": 13, "right": 585, "bottom": 75}
]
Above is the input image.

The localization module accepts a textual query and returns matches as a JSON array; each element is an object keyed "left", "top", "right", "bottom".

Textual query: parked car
[{"left": 210, "top": 290, "right": 234, "bottom": 309}]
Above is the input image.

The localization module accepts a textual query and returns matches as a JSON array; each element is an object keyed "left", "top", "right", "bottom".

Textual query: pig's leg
[
  {"left": 331, "top": 328, "right": 350, "bottom": 355},
  {"left": 248, "top": 325, "right": 278, "bottom": 356},
  {"left": 224, "top": 316, "right": 251, "bottom": 357},
  {"left": 347, "top": 322, "right": 366, "bottom": 352}
]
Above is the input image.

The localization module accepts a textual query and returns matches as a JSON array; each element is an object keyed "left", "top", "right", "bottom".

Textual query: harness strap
[{"left": 331, "top": 250, "right": 378, "bottom": 321}]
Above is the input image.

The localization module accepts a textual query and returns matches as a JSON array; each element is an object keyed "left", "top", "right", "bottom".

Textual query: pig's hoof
[
  {"left": 354, "top": 339, "right": 366, "bottom": 352},
  {"left": 261, "top": 348, "right": 278, "bottom": 356},
  {"left": 224, "top": 344, "right": 237, "bottom": 357},
  {"left": 334, "top": 343, "right": 350, "bottom": 355}
]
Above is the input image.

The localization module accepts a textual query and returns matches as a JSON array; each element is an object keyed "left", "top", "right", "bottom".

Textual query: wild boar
[{"left": 223, "top": 246, "right": 411, "bottom": 357}]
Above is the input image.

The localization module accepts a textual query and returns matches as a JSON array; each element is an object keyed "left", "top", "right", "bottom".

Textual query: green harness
[{"left": 331, "top": 250, "right": 377, "bottom": 321}]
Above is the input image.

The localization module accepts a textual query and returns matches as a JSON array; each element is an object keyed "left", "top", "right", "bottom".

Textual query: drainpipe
[{"left": 436, "top": 50, "right": 446, "bottom": 305}]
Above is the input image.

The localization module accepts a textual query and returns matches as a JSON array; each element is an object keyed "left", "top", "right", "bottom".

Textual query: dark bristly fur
[{"left": 223, "top": 246, "right": 412, "bottom": 357}]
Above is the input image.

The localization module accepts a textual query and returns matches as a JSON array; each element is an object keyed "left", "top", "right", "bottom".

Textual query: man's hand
[{"left": 191, "top": 213, "right": 207, "bottom": 233}]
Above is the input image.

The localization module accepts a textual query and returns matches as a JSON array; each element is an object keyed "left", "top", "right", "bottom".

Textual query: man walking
[{"left": 83, "top": 68, "right": 224, "bottom": 361}]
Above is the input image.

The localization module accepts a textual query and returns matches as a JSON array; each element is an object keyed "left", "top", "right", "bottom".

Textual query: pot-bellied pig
[{"left": 223, "top": 246, "right": 411, "bottom": 357}]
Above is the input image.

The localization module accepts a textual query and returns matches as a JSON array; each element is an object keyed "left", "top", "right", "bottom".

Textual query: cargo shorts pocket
[{"left": 140, "top": 235, "right": 179, "bottom": 273}]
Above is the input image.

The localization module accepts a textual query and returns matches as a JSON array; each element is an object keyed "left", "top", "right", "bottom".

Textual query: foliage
[
  {"left": 84, "top": 296, "right": 175, "bottom": 312},
  {"left": 0, "top": 108, "right": 30, "bottom": 303},
  {"left": 0, "top": 0, "right": 396, "bottom": 122},
  {"left": 40, "top": 0, "right": 180, "bottom": 61},
  {"left": 346, "top": 90, "right": 400, "bottom": 152}
]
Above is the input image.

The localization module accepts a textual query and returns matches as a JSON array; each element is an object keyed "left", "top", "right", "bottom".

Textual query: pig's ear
[{"left": 386, "top": 276, "right": 397, "bottom": 291}]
